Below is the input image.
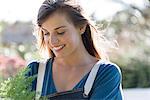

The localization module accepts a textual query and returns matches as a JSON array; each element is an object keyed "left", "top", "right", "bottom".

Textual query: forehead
[{"left": 41, "top": 12, "right": 74, "bottom": 31}]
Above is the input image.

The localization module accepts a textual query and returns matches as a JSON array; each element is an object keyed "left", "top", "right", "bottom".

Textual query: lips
[{"left": 52, "top": 45, "right": 65, "bottom": 52}]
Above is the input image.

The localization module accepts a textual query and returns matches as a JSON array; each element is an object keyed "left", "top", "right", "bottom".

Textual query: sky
[{"left": 0, "top": 0, "right": 146, "bottom": 23}]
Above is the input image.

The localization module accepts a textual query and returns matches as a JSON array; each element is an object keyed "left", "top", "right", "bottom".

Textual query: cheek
[
  {"left": 69, "top": 31, "right": 81, "bottom": 41},
  {"left": 66, "top": 34, "right": 80, "bottom": 46}
]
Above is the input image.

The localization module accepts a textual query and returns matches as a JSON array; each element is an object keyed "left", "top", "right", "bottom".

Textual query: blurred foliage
[
  {"left": 113, "top": 57, "right": 150, "bottom": 88},
  {"left": 0, "top": 21, "right": 41, "bottom": 60},
  {"left": 0, "top": 55, "right": 25, "bottom": 80},
  {"left": 96, "top": 0, "right": 150, "bottom": 88},
  {"left": 0, "top": 21, "right": 41, "bottom": 80},
  {"left": 0, "top": 21, "right": 8, "bottom": 32}
]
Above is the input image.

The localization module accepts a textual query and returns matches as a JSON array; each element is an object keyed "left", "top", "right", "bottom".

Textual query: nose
[{"left": 50, "top": 34, "right": 59, "bottom": 46}]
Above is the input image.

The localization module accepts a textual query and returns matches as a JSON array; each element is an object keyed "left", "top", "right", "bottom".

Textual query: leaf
[{"left": 0, "top": 67, "right": 36, "bottom": 100}]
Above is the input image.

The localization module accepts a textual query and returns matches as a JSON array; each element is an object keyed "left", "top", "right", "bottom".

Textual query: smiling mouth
[{"left": 52, "top": 45, "right": 65, "bottom": 52}]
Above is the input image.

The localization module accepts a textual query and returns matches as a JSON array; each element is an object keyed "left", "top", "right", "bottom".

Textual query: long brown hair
[{"left": 35, "top": 0, "right": 101, "bottom": 59}]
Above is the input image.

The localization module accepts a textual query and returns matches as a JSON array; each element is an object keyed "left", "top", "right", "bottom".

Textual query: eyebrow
[
  {"left": 54, "top": 26, "right": 66, "bottom": 30},
  {"left": 42, "top": 26, "right": 66, "bottom": 32}
]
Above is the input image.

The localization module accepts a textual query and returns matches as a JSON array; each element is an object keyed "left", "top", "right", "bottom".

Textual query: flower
[{"left": 0, "top": 55, "right": 26, "bottom": 79}]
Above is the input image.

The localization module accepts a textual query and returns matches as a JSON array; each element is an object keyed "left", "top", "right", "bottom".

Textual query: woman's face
[{"left": 41, "top": 12, "right": 84, "bottom": 58}]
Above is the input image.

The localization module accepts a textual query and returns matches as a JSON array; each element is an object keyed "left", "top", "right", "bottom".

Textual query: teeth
[{"left": 53, "top": 45, "right": 64, "bottom": 51}]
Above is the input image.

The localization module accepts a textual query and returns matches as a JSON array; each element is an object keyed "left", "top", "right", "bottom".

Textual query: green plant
[
  {"left": 113, "top": 56, "right": 150, "bottom": 88},
  {"left": 0, "top": 68, "right": 36, "bottom": 100}
]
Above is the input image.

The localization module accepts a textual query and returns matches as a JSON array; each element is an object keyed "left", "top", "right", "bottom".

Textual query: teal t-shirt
[{"left": 27, "top": 58, "right": 123, "bottom": 100}]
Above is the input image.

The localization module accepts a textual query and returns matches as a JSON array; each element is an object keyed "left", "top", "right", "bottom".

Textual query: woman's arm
[{"left": 26, "top": 61, "right": 39, "bottom": 91}]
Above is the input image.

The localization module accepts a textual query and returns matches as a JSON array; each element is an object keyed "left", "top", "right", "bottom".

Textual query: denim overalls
[{"left": 36, "top": 59, "right": 103, "bottom": 100}]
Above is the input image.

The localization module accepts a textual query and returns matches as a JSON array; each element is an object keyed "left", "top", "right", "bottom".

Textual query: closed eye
[
  {"left": 41, "top": 28, "right": 50, "bottom": 36},
  {"left": 57, "top": 31, "right": 65, "bottom": 35},
  {"left": 44, "top": 31, "right": 50, "bottom": 36}
]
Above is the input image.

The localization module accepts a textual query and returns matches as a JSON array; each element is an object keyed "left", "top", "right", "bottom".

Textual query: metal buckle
[{"left": 83, "top": 93, "right": 89, "bottom": 98}]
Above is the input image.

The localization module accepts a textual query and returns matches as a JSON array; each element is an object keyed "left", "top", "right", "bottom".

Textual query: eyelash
[
  {"left": 57, "top": 32, "right": 65, "bottom": 35},
  {"left": 44, "top": 32, "right": 50, "bottom": 36},
  {"left": 43, "top": 31, "right": 65, "bottom": 36}
]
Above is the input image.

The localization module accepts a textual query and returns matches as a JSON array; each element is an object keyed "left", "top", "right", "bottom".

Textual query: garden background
[{"left": 0, "top": 0, "right": 150, "bottom": 99}]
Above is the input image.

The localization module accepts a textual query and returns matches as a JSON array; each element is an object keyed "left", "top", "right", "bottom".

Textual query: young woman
[{"left": 27, "top": 0, "right": 123, "bottom": 99}]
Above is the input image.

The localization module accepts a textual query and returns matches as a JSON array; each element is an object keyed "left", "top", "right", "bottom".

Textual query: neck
[{"left": 54, "top": 46, "right": 97, "bottom": 68}]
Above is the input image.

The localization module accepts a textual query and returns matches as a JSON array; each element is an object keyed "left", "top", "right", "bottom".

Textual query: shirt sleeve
[
  {"left": 25, "top": 61, "right": 39, "bottom": 91},
  {"left": 90, "top": 63, "right": 123, "bottom": 100}
]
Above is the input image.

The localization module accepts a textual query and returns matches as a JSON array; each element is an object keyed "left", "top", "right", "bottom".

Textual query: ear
[{"left": 79, "top": 24, "right": 87, "bottom": 35}]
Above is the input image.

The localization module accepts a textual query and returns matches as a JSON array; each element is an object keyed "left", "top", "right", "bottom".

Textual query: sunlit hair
[{"left": 33, "top": 0, "right": 115, "bottom": 59}]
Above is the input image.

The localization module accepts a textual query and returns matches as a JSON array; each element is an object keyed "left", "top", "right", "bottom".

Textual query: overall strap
[
  {"left": 36, "top": 61, "right": 47, "bottom": 100},
  {"left": 84, "top": 60, "right": 104, "bottom": 96}
]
